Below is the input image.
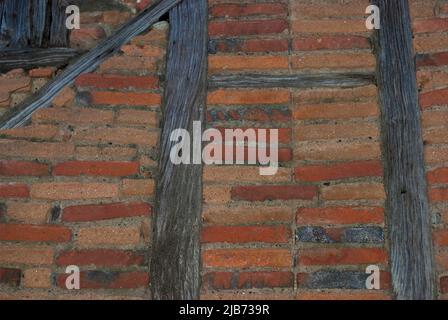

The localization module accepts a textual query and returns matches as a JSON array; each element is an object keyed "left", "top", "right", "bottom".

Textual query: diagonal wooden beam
[
  {"left": 0, "top": 0, "right": 182, "bottom": 130},
  {"left": 150, "top": 0, "right": 208, "bottom": 300},
  {"left": 372, "top": 0, "right": 435, "bottom": 299}
]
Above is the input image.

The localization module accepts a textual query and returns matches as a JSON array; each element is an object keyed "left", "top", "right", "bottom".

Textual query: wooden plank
[
  {"left": 150, "top": 0, "right": 208, "bottom": 300},
  {"left": 30, "top": 0, "right": 48, "bottom": 47},
  {"left": 0, "top": 48, "right": 78, "bottom": 72},
  {"left": 49, "top": 0, "right": 69, "bottom": 47},
  {"left": 209, "top": 72, "right": 375, "bottom": 89},
  {"left": 372, "top": 0, "right": 435, "bottom": 299},
  {"left": 0, "top": 0, "right": 182, "bottom": 130}
]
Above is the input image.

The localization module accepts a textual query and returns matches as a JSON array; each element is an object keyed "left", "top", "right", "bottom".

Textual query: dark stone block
[
  {"left": 296, "top": 226, "right": 334, "bottom": 243},
  {"left": 342, "top": 227, "right": 384, "bottom": 243}
]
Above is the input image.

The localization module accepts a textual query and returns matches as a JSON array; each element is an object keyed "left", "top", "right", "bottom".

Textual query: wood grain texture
[
  {"left": 372, "top": 0, "right": 435, "bottom": 299},
  {"left": 209, "top": 72, "right": 375, "bottom": 89},
  {"left": 0, "top": 0, "right": 181, "bottom": 130},
  {"left": 150, "top": 0, "right": 208, "bottom": 300},
  {"left": 0, "top": 48, "right": 78, "bottom": 72}
]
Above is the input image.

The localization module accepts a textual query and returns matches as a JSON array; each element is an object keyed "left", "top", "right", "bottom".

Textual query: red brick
[
  {"left": 293, "top": 102, "right": 378, "bottom": 121},
  {"left": 231, "top": 185, "right": 317, "bottom": 201},
  {"left": 0, "top": 140, "right": 74, "bottom": 160},
  {"left": 57, "top": 249, "right": 145, "bottom": 267},
  {"left": 429, "top": 188, "right": 448, "bottom": 202},
  {"left": 434, "top": 230, "right": 448, "bottom": 246},
  {"left": 70, "top": 27, "right": 106, "bottom": 50},
  {"left": 63, "top": 202, "right": 151, "bottom": 222},
  {"left": 296, "top": 141, "right": 381, "bottom": 161},
  {"left": 0, "top": 184, "right": 29, "bottom": 198},
  {"left": 0, "top": 245, "right": 54, "bottom": 265},
  {"left": 73, "top": 127, "right": 158, "bottom": 146},
  {"left": 420, "top": 88, "right": 448, "bottom": 109},
  {"left": 75, "top": 74, "right": 158, "bottom": 90},
  {"left": 209, "top": 55, "right": 289, "bottom": 73},
  {"left": 208, "top": 89, "right": 290, "bottom": 105},
  {"left": 216, "top": 127, "right": 291, "bottom": 144},
  {"left": 441, "top": 277, "right": 448, "bottom": 294},
  {"left": 297, "top": 207, "right": 384, "bottom": 225},
  {"left": 413, "top": 18, "right": 448, "bottom": 33},
  {"left": 214, "top": 39, "right": 288, "bottom": 53},
  {"left": 0, "top": 160, "right": 49, "bottom": 176},
  {"left": 203, "top": 249, "right": 292, "bottom": 268},
  {"left": 417, "top": 52, "right": 448, "bottom": 68},
  {"left": 210, "top": 3, "right": 287, "bottom": 18},
  {"left": 30, "top": 183, "right": 118, "bottom": 200},
  {"left": 321, "top": 183, "right": 385, "bottom": 201},
  {"left": 57, "top": 271, "right": 149, "bottom": 289},
  {"left": 211, "top": 145, "right": 292, "bottom": 163},
  {"left": 293, "top": 36, "right": 370, "bottom": 51},
  {"left": 291, "top": 19, "right": 366, "bottom": 34},
  {"left": 299, "top": 248, "right": 388, "bottom": 266},
  {"left": 427, "top": 168, "right": 448, "bottom": 184},
  {"left": 201, "top": 226, "right": 291, "bottom": 243},
  {"left": 53, "top": 161, "right": 139, "bottom": 177},
  {"left": 295, "top": 161, "right": 383, "bottom": 182},
  {"left": 209, "top": 20, "right": 288, "bottom": 37},
  {"left": 90, "top": 91, "right": 161, "bottom": 106},
  {"left": 29, "top": 67, "right": 55, "bottom": 78},
  {"left": 33, "top": 108, "right": 114, "bottom": 125},
  {"left": 0, "top": 224, "right": 71, "bottom": 243},
  {"left": 0, "top": 268, "right": 21, "bottom": 287},
  {"left": 203, "top": 271, "right": 293, "bottom": 290}
]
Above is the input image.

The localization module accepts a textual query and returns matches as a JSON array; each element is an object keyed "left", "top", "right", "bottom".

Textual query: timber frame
[{"left": 0, "top": 0, "right": 439, "bottom": 300}]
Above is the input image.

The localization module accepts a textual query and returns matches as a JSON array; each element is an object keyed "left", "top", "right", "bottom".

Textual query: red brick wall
[{"left": 0, "top": 0, "right": 446, "bottom": 300}]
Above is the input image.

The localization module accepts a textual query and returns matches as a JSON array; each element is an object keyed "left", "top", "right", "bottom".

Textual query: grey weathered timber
[
  {"left": 150, "top": 0, "right": 208, "bottom": 300},
  {"left": 0, "top": 48, "right": 78, "bottom": 72},
  {"left": 209, "top": 72, "right": 375, "bottom": 89},
  {"left": 0, "top": 0, "right": 182, "bottom": 130},
  {"left": 372, "top": 0, "right": 435, "bottom": 299}
]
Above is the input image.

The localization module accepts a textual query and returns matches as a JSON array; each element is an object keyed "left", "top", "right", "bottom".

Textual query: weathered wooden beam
[
  {"left": 150, "top": 0, "right": 208, "bottom": 300},
  {"left": 0, "top": 48, "right": 79, "bottom": 73},
  {"left": 209, "top": 72, "right": 375, "bottom": 89},
  {"left": 372, "top": 0, "right": 435, "bottom": 299},
  {"left": 0, "top": 0, "right": 182, "bottom": 130}
]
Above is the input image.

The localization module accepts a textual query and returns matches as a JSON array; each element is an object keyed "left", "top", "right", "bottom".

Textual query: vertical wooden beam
[
  {"left": 150, "top": 0, "right": 208, "bottom": 300},
  {"left": 372, "top": 0, "right": 435, "bottom": 299}
]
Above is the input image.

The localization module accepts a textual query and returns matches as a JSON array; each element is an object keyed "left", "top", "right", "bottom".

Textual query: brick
[
  {"left": 0, "top": 224, "right": 71, "bottom": 242},
  {"left": 434, "top": 230, "right": 448, "bottom": 246},
  {"left": 294, "top": 86, "right": 377, "bottom": 104},
  {"left": 0, "top": 160, "right": 49, "bottom": 176},
  {"left": 70, "top": 27, "right": 106, "bottom": 50},
  {"left": 436, "top": 252, "right": 448, "bottom": 269},
  {"left": 298, "top": 270, "right": 389, "bottom": 289},
  {"left": 426, "top": 147, "right": 448, "bottom": 164},
  {"left": 291, "top": 19, "right": 367, "bottom": 34},
  {"left": 63, "top": 202, "right": 151, "bottom": 222},
  {"left": 429, "top": 188, "right": 448, "bottom": 202},
  {"left": 22, "top": 268, "right": 51, "bottom": 288},
  {"left": 202, "top": 205, "right": 292, "bottom": 226},
  {"left": 29, "top": 67, "right": 55, "bottom": 78},
  {"left": 293, "top": 102, "right": 378, "bottom": 120},
  {"left": 73, "top": 127, "right": 158, "bottom": 146},
  {"left": 291, "top": 53, "right": 375, "bottom": 70},
  {"left": 75, "top": 74, "right": 158, "bottom": 89},
  {"left": 204, "top": 166, "right": 290, "bottom": 183},
  {"left": 33, "top": 107, "right": 114, "bottom": 125},
  {"left": 208, "top": 89, "right": 290, "bottom": 105},
  {"left": 0, "top": 268, "right": 21, "bottom": 287},
  {"left": 296, "top": 141, "right": 380, "bottom": 161},
  {"left": 415, "top": 34, "right": 448, "bottom": 53},
  {"left": 342, "top": 227, "right": 384, "bottom": 243},
  {"left": 30, "top": 183, "right": 118, "bottom": 200},
  {"left": 204, "top": 186, "right": 231, "bottom": 204},
  {"left": 216, "top": 127, "right": 291, "bottom": 144},
  {"left": 293, "top": 36, "right": 370, "bottom": 51},
  {"left": 7, "top": 202, "right": 50, "bottom": 224},
  {"left": 210, "top": 145, "right": 292, "bottom": 163},
  {"left": 57, "top": 249, "right": 145, "bottom": 267},
  {"left": 231, "top": 185, "right": 318, "bottom": 202},
  {"left": 0, "top": 246, "right": 54, "bottom": 265},
  {"left": 299, "top": 248, "right": 388, "bottom": 266},
  {"left": 321, "top": 183, "right": 385, "bottom": 201},
  {"left": 417, "top": 52, "right": 448, "bottom": 68},
  {"left": 0, "top": 184, "right": 29, "bottom": 198},
  {"left": 121, "top": 45, "right": 164, "bottom": 57},
  {"left": 295, "top": 161, "right": 383, "bottom": 182},
  {"left": 76, "top": 226, "right": 141, "bottom": 247},
  {"left": 297, "top": 207, "right": 384, "bottom": 225},
  {"left": 422, "top": 110, "right": 448, "bottom": 128},
  {"left": 116, "top": 109, "right": 158, "bottom": 126},
  {"left": 121, "top": 179, "right": 155, "bottom": 196},
  {"left": 413, "top": 18, "right": 448, "bottom": 33},
  {"left": 75, "top": 146, "right": 137, "bottom": 161},
  {"left": 208, "top": 107, "right": 291, "bottom": 123},
  {"left": 296, "top": 226, "right": 336, "bottom": 243},
  {"left": 209, "top": 20, "right": 288, "bottom": 37},
  {"left": 0, "top": 140, "right": 74, "bottom": 160},
  {"left": 52, "top": 87, "right": 75, "bottom": 108},
  {"left": 0, "top": 124, "right": 60, "bottom": 140},
  {"left": 296, "top": 123, "right": 378, "bottom": 141},
  {"left": 297, "top": 291, "right": 391, "bottom": 300},
  {"left": 99, "top": 56, "right": 158, "bottom": 73},
  {"left": 53, "top": 161, "right": 139, "bottom": 177},
  {"left": 203, "top": 271, "right": 293, "bottom": 290},
  {"left": 0, "top": 71, "right": 30, "bottom": 102},
  {"left": 291, "top": 2, "right": 367, "bottom": 19},
  {"left": 427, "top": 168, "right": 448, "bottom": 184},
  {"left": 441, "top": 277, "right": 448, "bottom": 294},
  {"left": 209, "top": 55, "right": 289, "bottom": 73},
  {"left": 203, "top": 249, "right": 292, "bottom": 268},
  {"left": 210, "top": 3, "right": 287, "bottom": 18},
  {"left": 212, "top": 39, "right": 289, "bottom": 53},
  {"left": 90, "top": 91, "right": 161, "bottom": 106},
  {"left": 57, "top": 271, "right": 149, "bottom": 289},
  {"left": 202, "top": 226, "right": 291, "bottom": 243},
  {"left": 420, "top": 88, "right": 448, "bottom": 109}
]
